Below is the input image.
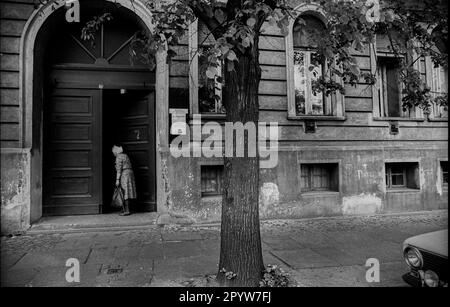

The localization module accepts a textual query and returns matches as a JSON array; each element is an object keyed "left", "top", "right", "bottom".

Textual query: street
[{"left": 1, "top": 210, "right": 447, "bottom": 287}]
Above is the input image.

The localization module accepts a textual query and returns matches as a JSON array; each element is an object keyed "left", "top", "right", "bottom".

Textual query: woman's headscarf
[{"left": 112, "top": 145, "right": 123, "bottom": 155}]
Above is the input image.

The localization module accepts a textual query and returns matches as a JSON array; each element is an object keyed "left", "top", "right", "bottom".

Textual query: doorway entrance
[
  {"left": 102, "top": 89, "right": 156, "bottom": 213},
  {"left": 40, "top": 1, "right": 157, "bottom": 216},
  {"left": 42, "top": 87, "right": 156, "bottom": 215}
]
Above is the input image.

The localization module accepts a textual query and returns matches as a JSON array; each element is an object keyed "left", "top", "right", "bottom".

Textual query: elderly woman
[{"left": 112, "top": 145, "right": 137, "bottom": 216}]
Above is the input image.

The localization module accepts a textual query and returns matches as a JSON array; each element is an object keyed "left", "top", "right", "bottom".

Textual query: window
[
  {"left": 385, "top": 162, "right": 420, "bottom": 190},
  {"left": 198, "top": 45, "right": 224, "bottom": 113},
  {"left": 441, "top": 161, "right": 448, "bottom": 187},
  {"left": 374, "top": 35, "right": 421, "bottom": 119},
  {"left": 293, "top": 15, "right": 329, "bottom": 116},
  {"left": 201, "top": 165, "right": 224, "bottom": 196},
  {"left": 300, "top": 163, "right": 338, "bottom": 192},
  {"left": 431, "top": 65, "right": 448, "bottom": 118},
  {"left": 189, "top": 20, "right": 225, "bottom": 115},
  {"left": 286, "top": 10, "right": 345, "bottom": 119},
  {"left": 377, "top": 57, "right": 403, "bottom": 118}
]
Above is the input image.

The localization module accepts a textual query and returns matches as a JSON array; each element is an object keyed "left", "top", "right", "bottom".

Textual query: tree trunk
[{"left": 217, "top": 36, "right": 264, "bottom": 287}]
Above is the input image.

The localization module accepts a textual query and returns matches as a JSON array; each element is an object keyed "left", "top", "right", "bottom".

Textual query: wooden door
[
  {"left": 43, "top": 88, "right": 102, "bottom": 215},
  {"left": 114, "top": 90, "right": 156, "bottom": 211}
]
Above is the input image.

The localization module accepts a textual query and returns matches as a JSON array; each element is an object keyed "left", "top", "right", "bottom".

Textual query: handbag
[{"left": 111, "top": 186, "right": 124, "bottom": 208}]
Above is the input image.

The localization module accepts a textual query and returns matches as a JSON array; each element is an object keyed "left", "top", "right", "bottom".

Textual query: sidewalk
[{"left": 1, "top": 210, "right": 447, "bottom": 287}]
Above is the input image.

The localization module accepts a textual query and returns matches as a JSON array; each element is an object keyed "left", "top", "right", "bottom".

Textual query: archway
[{"left": 21, "top": 0, "right": 168, "bottom": 221}]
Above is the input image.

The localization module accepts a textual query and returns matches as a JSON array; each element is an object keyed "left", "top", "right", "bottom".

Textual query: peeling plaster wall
[
  {"left": 342, "top": 194, "right": 382, "bottom": 215},
  {"left": 174, "top": 147, "right": 448, "bottom": 223},
  {"left": 1, "top": 151, "right": 31, "bottom": 234}
]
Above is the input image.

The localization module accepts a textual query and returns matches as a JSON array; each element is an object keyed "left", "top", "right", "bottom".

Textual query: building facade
[{"left": 1, "top": 0, "right": 448, "bottom": 234}]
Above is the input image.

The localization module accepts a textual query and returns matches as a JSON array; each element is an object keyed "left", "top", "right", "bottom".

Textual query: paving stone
[
  {"left": 290, "top": 265, "right": 368, "bottom": 287},
  {"left": 84, "top": 247, "right": 116, "bottom": 265},
  {"left": 1, "top": 251, "right": 26, "bottom": 271},
  {"left": 1, "top": 212, "right": 446, "bottom": 287},
  {"left": 27, "top": 264, "right": 102, "bottom": 287},
  {"left": 308, "top": 246, "right": 361, "bottom": 266},
  {"left": 180, "top": 255, "right": 218, "bottom": 277},
  {"left": 113, "top": 246, "right": 142, "bottom": 266},
  {"left": 138, "top": 243, "right": 165, "bottom": 261},
  {"left": 263, "top": 251, "right": 286, "bottom": 266},
  {"left": 162, "top": 231, "right": 202, "bottom": 241},
  {"left": 95, "top": 263, "right": 154, "bottom": 287},
  {"left": 13, "top": 249, "right": 91, "bottom": 269},
  {"left": 261, "top": 235, "right": 303, "bottom": 250},
  {"left": 159, "top": 240, "right": 204, "bottom": 259},
  {"left": 271, "top": 248, "right": 340, "bottom": 269},
  {"left": 1, "top": 268, "right": 39, "bottom": 287}
]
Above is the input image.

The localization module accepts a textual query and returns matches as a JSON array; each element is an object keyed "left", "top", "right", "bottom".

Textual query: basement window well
[
  {"left": 201, "top": 165, "right": 224, "bottom": 197},
  {"left": 385, "top": 162, "right": 420, "bottom": 191},
  {"left": 300, "top": 163, "right": 339, "bottom": 193},
  {"left": 441, "top": 161, "right": 448, "bottom": 188}
]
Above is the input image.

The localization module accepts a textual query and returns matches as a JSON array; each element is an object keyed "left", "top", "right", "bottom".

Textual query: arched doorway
[{"left": 24, "top": 0, "right": 167, "bottom": 218}]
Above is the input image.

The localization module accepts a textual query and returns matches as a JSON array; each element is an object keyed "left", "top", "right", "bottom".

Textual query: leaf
[
  {"left": 227, "top": 50, "right": 237, "bottom": 61},
  {"left": 206, "top": 66, "right": 218, "bottom": 79},
  {"left": 242, "top": 36, "right": 251, "bottom": 48},
  {"left": 227, "top": 60, "right": 235, "bottom": 72},
  {"left": 246, "top": 17, "right": 256, "bottom": 27},
  {"left": 349, "top": 64, "right": 360, "bottom": 76},
  {"left": 214, "top": 9, "right": 225, "bottom": 24}
]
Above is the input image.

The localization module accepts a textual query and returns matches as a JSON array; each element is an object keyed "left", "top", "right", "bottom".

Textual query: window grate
[{"left": 201, "top": 165, "right": 224, "bottom": 196}]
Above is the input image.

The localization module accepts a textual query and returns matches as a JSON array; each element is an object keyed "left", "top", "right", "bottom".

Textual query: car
[{"left": 402, "top": 229, "right": 448, "bottom": 287}]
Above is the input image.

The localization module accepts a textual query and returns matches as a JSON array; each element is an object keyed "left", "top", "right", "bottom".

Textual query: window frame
[
  {"left": 384, "top": 161, "right": 421, "bottom": 191},
  {"left": 440, "top": 161, "right": 448, "bottom": 188},
  {"left": 189, "top": 19, "right": 225, "bottom": 118},
  {"left": 299, "top": 162, "right": 339, "bottom": 193},
  {"left": 200, "top": 164, "right": 224, "bottom": 197},
  {"left": 372, "top": 36, "right": 425, "bottom": 121},
  {"left": 293, "top": 48, "right": 331, "bottom": 116},
  {"left": 425, "top": 56, "right": 448, "bottom": 120},
  {"left": 286, "top": 5, "right": 345, "bottom": 121},
  {"left": 385, "top": 164, "right": 407, "bottom": 188}
]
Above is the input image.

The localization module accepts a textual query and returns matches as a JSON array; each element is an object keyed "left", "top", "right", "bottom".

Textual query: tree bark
[{"left": 217, "top": 36, "right": 264, "bottom": 287}]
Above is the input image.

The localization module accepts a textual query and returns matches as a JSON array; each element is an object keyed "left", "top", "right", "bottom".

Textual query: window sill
[
  {"left": 288, "top": 115, "right": 347, "bottom": 121},
  {"left": 386, "top": 188, "right": 421, "bottom": 193},
  {"left": 428, "top": 117, "right": 448, "bottom": 122},
  {"left": 301, "top": 191, "right": 340, "bottom": 197},
  {"left": 190, "top": 113, "right": 226, "bottom": 120},
  {"left": 373, "top": 117, "right": 426, "bottom": 122},
  {"left": 201, "top": 195, "right": 222, "bottom": 201}
]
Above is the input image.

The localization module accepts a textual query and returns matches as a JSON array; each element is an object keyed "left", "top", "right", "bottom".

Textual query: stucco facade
[{"left": 1, "top": 0, "right": 447, "bottom": 234}]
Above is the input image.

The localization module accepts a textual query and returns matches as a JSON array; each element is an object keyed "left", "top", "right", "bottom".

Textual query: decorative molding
[
  {"left": 188, "top": 19, "right": 199, "bottom": 115},
  {"left": 18, "top": 0, "right": 169, "bottom": 219}
]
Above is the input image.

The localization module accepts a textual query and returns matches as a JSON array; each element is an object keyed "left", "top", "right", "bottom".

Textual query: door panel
[
  {"left": 116, "top": 91, "right": 156, "bottom": 211},
  {"left": 43, "top": 88, "right": 101, "bottom": 215}
]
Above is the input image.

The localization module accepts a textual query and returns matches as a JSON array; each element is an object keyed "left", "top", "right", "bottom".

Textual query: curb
[{"left": 21, "top": 209, "right": 447, "bottom": 236}]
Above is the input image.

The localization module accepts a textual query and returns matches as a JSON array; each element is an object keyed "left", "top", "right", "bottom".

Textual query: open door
[
  {"left": 43, "top": 88, "right": 102, "bottom": 215},
  {"left": 103, "top": 90, "right": 156, "bottom": 212}
]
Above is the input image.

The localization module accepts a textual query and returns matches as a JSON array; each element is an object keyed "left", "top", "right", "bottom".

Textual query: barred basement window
[
  {"left": 300, "top": 163, "right": 339, "bottom": 192},
  {"left": 201, "top": 165, "right": 224, "bottom": 196},
  {"left": 441, "top": 161, "right": 448, "bottom": 187},
  {"left": 385, "top": 162, "right": 420, "bottom": 190}
]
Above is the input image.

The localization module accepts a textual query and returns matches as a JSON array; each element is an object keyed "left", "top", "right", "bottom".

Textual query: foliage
[
  {"left": 80, "top": 12, "right": 113, "bottom": 45},
  {"left": 259, "top": 264, "right": 291, "bottom": 287},
  {"left": 219, "top": 268, "right": 237, "bottom": 280},
  {"left": 76, "top": 0, "right": 447, "bottom": 113}
]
